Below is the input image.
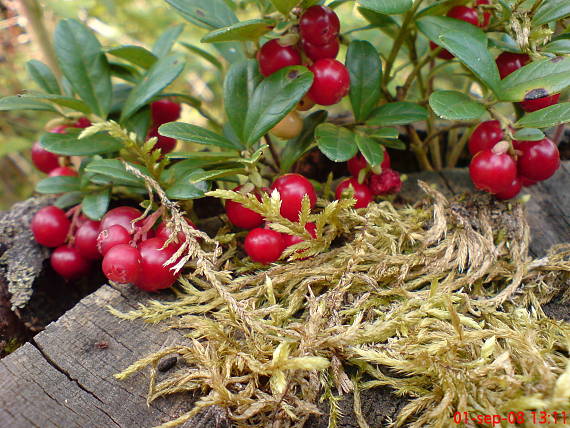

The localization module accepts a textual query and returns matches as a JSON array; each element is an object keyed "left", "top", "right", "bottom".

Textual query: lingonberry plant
[{"left": 1, "top": 0, "right": 570, "bottom": 286}]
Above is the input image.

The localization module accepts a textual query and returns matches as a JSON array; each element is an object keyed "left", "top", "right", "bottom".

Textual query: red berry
[
  {"left": 270, "top": 173, "right": 317, "bottom": 221},
  {"left": 515, "top": 138, "right": 560, "bottom": 181},
  {"left": 468, "top": 120, "right": 504, "bottom": 155},
  {"left": 100, "top": 206, "right": 143, "bottom": 234},
  {"left": 50, "top": 246, "right": 90, "bottom": 280},
  {"left": 347, "top": 151, "right": 391, "bottom": 179},
  {"left": 308, "top": 59, "right": 350, "bottom": 106},
  {"left": 447, "top": 6, "right": 479, "bottom": 26},
  {"left": 299, "top": 6, "right": 340, "bottom": 46},
  {"left": 97, "top": 224, "right": 132, "bottom": 256},
  {"left": 520, "top": 93, "right": 560, "bottom": 113},
  {"left": 31, "top": 142, "right": 59, "bottom": 174},
  {"left": 258, "top": 39, "right": 302, "bottom": 77},
  {"left": 520, "top": 176, "right": 537, "bottom": 187},
  {"left": 476, "top": 0, "right": 491, "bottom": 27},
  {"left": 74, "top": 219, "right": 102, "bottom": 260},
  {"left": 226, "top": 186, "right": 264, "bottom": 229},
  {"left": 151, "top": 99, "right": 181, "bottom": 125},
  {"left": 335, "top": 178, "right": 373, "bottom": 208},
  {"left": 147, "top": 127, "right": 177, "bottom": 154},
  {"left": 136, "top": 238, "right": 180, "bottom": 291},
  {"left": 102, "top": 244, "right": 141, "bottom": 284},
  {"left": 495, "top": 177, "right": 522, "bottom": 200},
  {"left": 302, "top": 38, "right": 339, "bottom": 61},
  {"left": 496, "top": 52, "right": 530, "bottom": 79},
  {"left": 282, "top": 222, "right": 317, "bottom": 248},
  {"left": 244, "top": 228, "right": 285, "bottom": 264},
  {"left": 369, "top": 169, "right": 402, "bottom": 196},
  {"left": 31, "top": 206, "right": 70, "bottom": 247},
  {"left": 155, "top": 218, "right": 196, "bottom": 248},
  {"left": 48, "top": 166, "right": 78, "bottom": 177},
  {"left": 73, "top": 117, "right": 92, "bottom": 129},
  {"left": 469, "top": 149, "right": 517, "bottom": 194}
]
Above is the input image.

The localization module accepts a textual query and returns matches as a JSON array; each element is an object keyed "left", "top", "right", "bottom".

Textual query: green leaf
[
  {"left": 85, "top": 159, "right": 147, "bottom": 187},
  {"left": 166, "top": 151, "right": 237, "bottom": 160},
  {"left": 499, "top": 57, "right": 570, "bottom": 102},
  {"left": 153, "top": 24, "right": 185, "bottom": 57},
  {"left": 357, "top": 0, "right": 413, "bottom": 15},
  {"left": 185, "top": 168, "right": 246, "bottom": 183},
  {"left": 0, "top": 95, "right": 57, "bottom": 112},
  {"left": 543, "top": 39, "right": 570, "bottom": 55},
  {"left": 270, "top": 0, "right": 299, "bottom": 15},
  {"left": 366, "top": 127, "right": 399, "bottom": 139},
  {"left": 378, "top": 139, "right": 406, "bottom": 150},
  {"left": 243, "top": 66, "right": 314, "bottom": 145},
  {"left": 36, "top": 176, "right": 80, "bottom": 194},
  {"left": 515, "top": 102, "right": 570, "bottom": 129},
  {"left": 367, "top": 102, "right": 428, "bottom": 126},
  {"left": 165, "top": 0, "right": 238, "bottom": 30},
  {"left": 82, "top": 189, "right": 111, "bottom": 220},
  {"left": 512, "top": 128, "right": 546, "bottom": 141},
  {"left": 429, "top": 91, "right": 486, "bottom": 120},
  {"left": 54, "top": 191, "right": 83, "bottom": 209},
  {"left": 40, "top": 131, "right": 123, "bottom": 156},
  {"left": 417, "top": 16, "right": 501, "bottom": 94},
  {"left": 165, "top": 170, "right": 210, "bottom": 200},
  {"left": 159, "top": 122, "right": 243, "bottom": 150},
  {"left": 107, "top": 45, "right": 158, "bottom": 69},
  {"left": 224, "top": 60, "right": 263, "bottom": 143},
  {"left": 533, "top": 0, "right": 570, "bottom": 26},
  {"left": 357, "top": 8, "right": 400, "bottom": 38},
  {"left": 315, "top": 123, "right": 358, "bottom": 162},
  {"left": 355, "top": 134, "right": 384, "bottom": 167},
  {"left": 202, "top": 19, "right": 275, "bottom": 43},
  {"left": 31, "top": 93, "right": 92, "bottom": 114},
  {"left": 109, "top": 62, "right": 141, "bottom": 83},
  {"left": 213, "top": 42, "right": 245, "bottom": 64},
  {"left": 180, "top": 42, "right": 223, "bottom": 70},
  {"left": 120, "top": 54, "right": 185, "bottom": 121},
  {"left": 54, "top": 19, "right": 112, "bottom": 118},
  {"left": 346, "top": 40, "right": 383, "bottom": 122},
  {"left": 26, "top": 60, "right": 61, "bottom": 94},
  {"left": 417, "top": 0, "right": 472, "bottom": 18},
  {"left": 124, "top": 106, "right": 152, "bottom": 141},
  {"left": 281, "top": 110, "right": 328, "bottom": 172}
]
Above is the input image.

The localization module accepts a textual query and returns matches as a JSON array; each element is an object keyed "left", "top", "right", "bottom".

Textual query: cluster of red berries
[
  {"left": 146, "top": 99, "right": 182, "bottom": 154},
  {"left": 31, "top": 117, "right": 91, "bottom": 177},
  {"left": 335, "top": 151, "right": 401, "bottom": 208},
  {"left": 31, "top": 205, "right": 192, "bottom": 291},
  {"left": 468, "top": 120, "right": 560, "bottom": 199},
  {"left": 258, "top": 5, "right": 350, "bottom": 108},
  {"left": 430, "top": 1, "right": 491, "bottom": 59},
  {"left": 225, "top": 173, "right": 317, "bottom": 264}
]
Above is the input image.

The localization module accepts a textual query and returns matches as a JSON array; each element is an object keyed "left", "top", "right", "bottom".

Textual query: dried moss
[{"left": 113, "top": 183, "right": 570, "bottom": 428}]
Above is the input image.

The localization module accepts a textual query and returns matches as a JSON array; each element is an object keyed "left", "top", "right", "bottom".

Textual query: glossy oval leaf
[
  {"left": 515, "top": 102, "right": 570, "bottom": 129},
  {"left": 346, "top": 40, "right": 383, "bottom": 122},
  {"left": 417, "top": 16, "right": 501, "bottom": 94},
  {"left": 357, "top": 0, "right": 413, "bottom": 15},
  {"left": 499, "top": 57, "right": 570, "bottom": 102},
  {"left": 26, "top": 60, "right": 61, "bottom": 94},
  {"left": 281, "top": 110, "right": 328, "bottom": 172},
  {"left": 355, "top": 134, "right": 384, "bottom": 167},
  {"left": 315, "top": 123, "right": 358, "bottom": 162},
  {"left": 54, "top": 19, "right": 112, "bottom": 118},
  {"left": 533, "top": 0, "right": 570, "bottom": 26},
  {"left": 153, "top": 24, "right": 185, "bottom": 57},
  {"left": 165, "top": 170, "right": 211, "bottom": 200},
  {"left": 82, "top": 189, "right": 111, "bottom": 220},
  {"left": 244, "top": 66, "right": 314, "bottom": 146},
  {"left": 54, "top": 191, "right": 83, "bottom": 209},
  {"left": 36, "top": 176, "right": 80, "bottom": 194},
  {"left": 165, "top": 0, "right": 238, "bottom": 30},
  {"left": 40, "top": 132, "right": 123, "bottom": 156},
  {"left": 31, "top": 94, "right": 92, "bottom": 114},
  {"left": 107, "top": 45, "right": 158, "bottom": 69},
  {"left": 224, "top": 60, "right": 263, "bottom": 143},
  {"left": 120, "top": 54, "right": 185, "bottom": 121},
  {"left": 543, "top": 39, "right": 570, "bottom": 55},
  {"left": 0, "top": 96, "right": 58, "bottom": 112},
  {"left": 202, "top": 19, "right": 276, "bottom": 43},
  {"left": 367, "top": 102, "right": 428, "bottom": 126},
  {"left": 159, "top": 122, "right": 243, "bottom": 150},
  {"left": 85, "top": 159, "right": 147, "bottom": 187},
  {"left": 429, "top": 91, "right": 486, "bottom": 120},
  {"left": 512, "top": 128, "right": 546, "bottom": 141}
]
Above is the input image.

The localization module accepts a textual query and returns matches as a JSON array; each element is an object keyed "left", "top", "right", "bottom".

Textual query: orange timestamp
[{"left": 452, "top": 411, "right": 568, "bottom": 426}]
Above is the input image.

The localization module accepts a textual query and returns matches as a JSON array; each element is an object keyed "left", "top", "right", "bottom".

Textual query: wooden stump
[{"left": 1, "top": 164, "right": 569, "bottom": 427}]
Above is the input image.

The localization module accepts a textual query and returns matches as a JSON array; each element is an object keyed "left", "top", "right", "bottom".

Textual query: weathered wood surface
[{"left": 1, "top": 163, "right": 569, "bottom": 428}]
